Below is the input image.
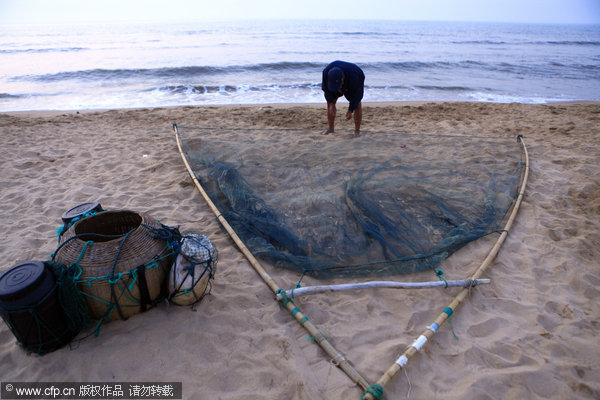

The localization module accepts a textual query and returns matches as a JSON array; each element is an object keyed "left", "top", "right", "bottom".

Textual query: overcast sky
[{"left": 1, "top": 0, "right": 599, "bottom": 25}]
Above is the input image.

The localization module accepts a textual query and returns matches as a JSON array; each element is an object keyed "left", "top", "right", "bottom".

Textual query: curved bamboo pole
[
  {"left": 363, "top": 135, "right": 530, "bottom": 399},
  {"left": 173, "top": 124, "right": 370, "bottom": 391}
]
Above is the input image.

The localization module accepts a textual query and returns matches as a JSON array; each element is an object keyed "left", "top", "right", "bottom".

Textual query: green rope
[
  {"left": 46, "top": 261, "right": 92, "bottom": 334},
  {"left": 108, "top": 272, "right": 124, "bottom": 285},
  {"left": 79, "top": 252, "right": 167, "bottom": 334},
  {"left": 436, "top": 268, "right": 448, "bottom": 288},
  {"left": 291, "top": 280, "right": 302, "bottom": 298},
  {"left": 276, "top": 289, "right": 294, "bottom": 308},
  {"left": 127, "top": 270, "right": 138, "bottom": 291},
  {"left": 56, "top": 210, "right": 102, "bottom": 240},
  {"left": 443, "top": 307, "right": 459, "bottom": 340},
  {"left": 107, "top": 229, "right": 135, "bottom": 321},
  {"left": 72, "top": 240, "right": 94, "bottom": 267},
  {"left": 361, "top": 383, "right": 384, "bottom": 400},
  {"left": 313, "top": 332, "right": 326, "bottom": 344},
  {"left": 305, "top": 333, "right": 326, "bottom": 343},
  {"left": 78, "top": 291, "right": 114, "bottom": 306},
  {"left": 112, "top": 277, "right": 140, "bottom": 305},
  {"left": 94, "top": 303, "right": 117, "bottom": 337}
]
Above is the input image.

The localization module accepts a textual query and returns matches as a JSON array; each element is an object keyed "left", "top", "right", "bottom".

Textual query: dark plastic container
[
  {"left": 61, "top": 202, "right": 103, "bottom": 224},
  {"left": 0, "top": 261, "right": 78, "bottom": 354}
]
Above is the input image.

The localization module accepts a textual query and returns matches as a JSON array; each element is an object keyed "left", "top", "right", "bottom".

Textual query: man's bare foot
[
  {"left": 320, "top": 129, "right": 333, "bottom": 135},
  {"left": 353, "top": 130, "right": 360, "bottom": 137}
]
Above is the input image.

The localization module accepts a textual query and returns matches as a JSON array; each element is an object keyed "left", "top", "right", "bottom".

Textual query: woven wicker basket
[{"left": 54, "top": 210, "right": 172, "bottom": 320}]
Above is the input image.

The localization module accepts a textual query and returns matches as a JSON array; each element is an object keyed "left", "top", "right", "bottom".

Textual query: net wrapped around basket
[{"left": 53, "top": 210, "right": 173, "bottom": 321}]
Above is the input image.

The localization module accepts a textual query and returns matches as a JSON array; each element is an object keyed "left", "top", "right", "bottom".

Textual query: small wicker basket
[{"left": 54, "top": 210, "right": 172, "bottom": 321}]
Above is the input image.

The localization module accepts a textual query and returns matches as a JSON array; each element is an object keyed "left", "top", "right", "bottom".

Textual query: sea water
[{"left": 0, "top": 19, "right": 599, "bottom": 111}]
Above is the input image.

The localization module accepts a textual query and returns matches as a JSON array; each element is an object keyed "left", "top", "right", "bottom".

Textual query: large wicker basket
[{"left": 54, "top": 210, "right": 172, "bottom": 321}]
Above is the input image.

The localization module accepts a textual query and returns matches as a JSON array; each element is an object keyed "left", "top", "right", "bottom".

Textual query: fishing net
[
  {"left": 0, "top": 261, "right": 90, "bottom": 355},
  {"left": 176, "top": 126, "right": 524, "bottom": 278}
]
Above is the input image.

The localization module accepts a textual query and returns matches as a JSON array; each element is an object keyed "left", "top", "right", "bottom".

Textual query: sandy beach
[{"left": 0, "top": 102, "right": 599, "bottom": 399}]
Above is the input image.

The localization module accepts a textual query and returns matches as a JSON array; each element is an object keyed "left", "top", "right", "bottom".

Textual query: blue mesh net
[{"left": 177, "top": 126, "right": 524, "bottom": 278}]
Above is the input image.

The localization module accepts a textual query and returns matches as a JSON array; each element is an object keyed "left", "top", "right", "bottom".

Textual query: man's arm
[
  {"left": 321, "top": 66, "right": 330, "bottom": 92},
  {"left": 347, "top": 87, "right": 363, "bottom": 112},
  {"left": 346, "top": 69, "right": 364, "bottom": 112}
]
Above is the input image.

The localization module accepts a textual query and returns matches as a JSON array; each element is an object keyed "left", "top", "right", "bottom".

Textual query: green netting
[
  {"left": 0, "top": 262, "right": 90, "bottom": 355},
  {"left": 177, "top": 126, "right": 524, "bottom": 278}
]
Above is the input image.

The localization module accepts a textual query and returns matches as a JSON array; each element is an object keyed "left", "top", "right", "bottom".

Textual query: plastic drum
[{"left": 0, "top": 261, "right": 78, "bottom": 354}]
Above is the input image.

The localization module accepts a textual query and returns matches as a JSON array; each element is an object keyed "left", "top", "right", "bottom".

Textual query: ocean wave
[
  {"left": 368, "top": 84, "right": 478, "bottom": 92},
  {"left": 154, "top": 83, "right": 482, "bottom": 96},
  {"left": 452, "top": 40, "right": 509, "bottom": 45},
  {"left": 156, "top": 85, "right": 238, "bottom": 94},
  {"left": 155, "top": 82, "right": 320, "bottom": 94},
  {"left": 19, "top": 58, "right": 597, "bottom": 84},
  {"left": 367, "top": 60, "right": 600, "bottom": 80},
  {"left": 545, "top": 40, "right": 600, "bottom": 46},
  {"left": 0, "top": 93, "right": 22, "bottom": 99},
  {"left": 365, "top": 60, "right": 485, "bottom": 71},
  {"left": 0, "top": 47, "right": 87, "bottom": 54},
  {"left": 180, "top": 29, "right": 212, "bottom": 35},
  {"left": 336, "top": 31, "right": 404, "bottom": 37},
  {"left": 414, "top": 85, "right": 474, "bottom": 91},
  {"left": 19, "top": 61, "right": 325, "bottom": 82},
  {"left": 150, "top": 83, "right": 573, "bottom": 106},
  {"left": 452, "top": 40, "right": 600, "bottom": 46}
]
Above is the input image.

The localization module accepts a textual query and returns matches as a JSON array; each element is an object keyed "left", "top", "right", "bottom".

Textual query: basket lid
[
  {"left": 61, "top": 202, "right": 103, "bottom": 223},
  {"left": 180, "top": 233, "right": 216, "bottom": 263},
  {"left": 0, "top": 261, "right": 47, "bottom": 302}
]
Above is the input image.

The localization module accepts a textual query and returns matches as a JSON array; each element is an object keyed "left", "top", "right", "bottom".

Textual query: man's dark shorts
[{"left": 324, "top": 91, "right": 342, "bottom": 104}]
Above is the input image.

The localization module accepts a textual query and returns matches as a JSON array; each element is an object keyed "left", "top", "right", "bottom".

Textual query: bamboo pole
[
  {"left": 363, "top": 135, "right": 530, "bottom": 400},
  {"left": 277, "top": 279, "right": 490, "bottom": 300},
  {"left": 173, "top": 124, "right": 370, "bottom": 391}
]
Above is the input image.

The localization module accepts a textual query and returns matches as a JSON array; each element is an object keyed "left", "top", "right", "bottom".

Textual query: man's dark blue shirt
[{"left": 322, "top": 61, "right": 365, "bottom": 112}]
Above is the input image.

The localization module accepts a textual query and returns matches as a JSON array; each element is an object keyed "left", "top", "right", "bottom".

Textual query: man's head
[{"left": 327, "top": 67, "right": 344, "bottom": 93}]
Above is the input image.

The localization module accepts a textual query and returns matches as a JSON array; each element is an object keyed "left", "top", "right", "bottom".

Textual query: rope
[
  {"left": 362, "top": 384, "right": 384, "bottom": 400},
  {"left": 56, "top": 209, "right": 104, "bottom": 241},
  {"left": 108, "top": 229, "right": 135, "bottom": 321},
  {"left": 290, "top": 280, "right": 302, "bottom": 298},
  {"left": 436, "top": 269, "right": 448, "bottom": 288},
  {"left": 73, "top": 240, "right": 94, "bottom": 267},
  {"left": 443, "top": 307, "right": 459, "bottom": 340},
  {"left": 466, "top": 278, "right": 477, "bottom": 296},
  {"left": 276, "top": 288, "right": 295, "bottom": 308},
  {"left": 403, "top": 368, "right": 412, "bottom": 399},
  {"left": 47, "top": 261, "right": 92, "bottom": 334},
  {"left": 143, "top": 222, "right": 182, "bottom": 244}
]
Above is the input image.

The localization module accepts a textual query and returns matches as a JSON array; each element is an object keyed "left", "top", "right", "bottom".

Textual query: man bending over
[{"left": 321, "top": 60, "right": 365, "bottom": 137}]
